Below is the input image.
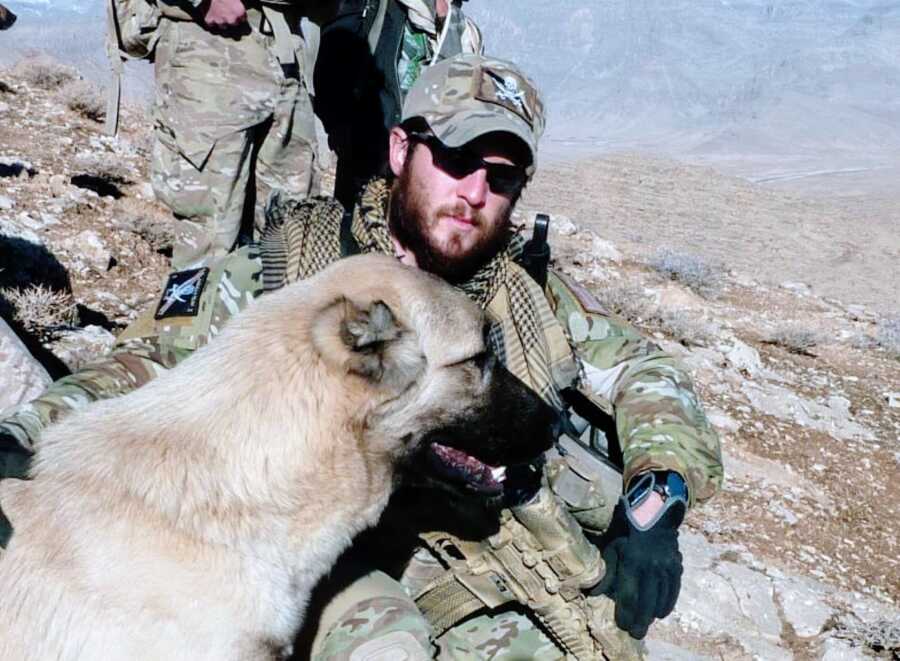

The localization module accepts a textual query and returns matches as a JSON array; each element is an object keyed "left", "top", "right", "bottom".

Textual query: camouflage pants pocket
[
  {"left": 151, "top": 125, "right": 257, "bottom": 269},
  {"left": 310, "top": 569, "right": 433, "bottom": 661}
]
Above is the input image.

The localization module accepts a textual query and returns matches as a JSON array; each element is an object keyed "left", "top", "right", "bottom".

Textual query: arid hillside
[
  {"left": 522, "top": 154, "right": 900, "bottom": 318},
  {"left": 2, "top": 57, "right": 899, "bottom": 659}
]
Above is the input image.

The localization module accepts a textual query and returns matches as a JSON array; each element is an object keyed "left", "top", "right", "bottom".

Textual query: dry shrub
[
  {"left": 61, "top": 80, "right": 105, "bottom": 122},
  {"left": 12, "top": 54, "right": 77, "bottom": 90},
  {"left": 1, "top": 285, "right": 78, "bottom": 339},
  {"left": 116, "top": 212, "right": 173, "bottom": 252},
  {"left": 649, "top": 249, "right": 725, "bottom": 298},
  {"left": 876, "top": 315, "right": 900, "bottom": 358},
  {"left": 766, "top": 324, "right": 819, "bottom": 356},
  {"left": 655, "top": 309, "right": 717, "bottom": 347},
  {"left": 850, "top": 315, "right": 900, "bottom": 358},
  {"left": 593, "top": 282, "right": 652, "bottom": 323},
  {"left": 591, "top": 280, "right": 716, "bottom": 346}
]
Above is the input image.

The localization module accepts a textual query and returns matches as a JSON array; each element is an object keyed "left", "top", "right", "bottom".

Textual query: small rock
[
  {"left": 0, "top": 194, "right": 13, "bottom": 210},
  {"left": 136, "top": 182, "right": 155, "bottom": 200},
  {"left": 781, "top": 281, "right": 811, "bottom": 294},
  {"left": 590, "top": 235, "right": 621, "bottom": 262},
  {"left": 0, "top": 217, "right": 43, "bottom": 245},
  {"left": 0, "top": 318, "right": 51, "bottom": 415},
  {"left": 17, "top": 211, "right": 45, "bottom": 231},
  {"left": 885, "top": 392, "right": 900, "bottom": 408},
  {"left": 707, "top": 409, "right": 740, "bottom": 433},
  {"left": 827, "top": 395, "right": 851, "bottom": 417},
  {"left": 723, "top": 339, "right": 762, "bottom": 376},
  {"left": 846, "top": 304, "right": 875, "bottom": 323},
  {"left": 62, "top": 230, "right": 113, "bottom": 272},
  {"left": 550, "top": 213, "right": 578, "bottom": 236},
  {"left": 644, "top": 639, "right": 716, "bottom": 660},
  {"left": 49, "top": 173, "right": 68, "bottom": 197},
  {"left": 768, "top": 502, "right": 799, "bottom": 526},
  {"left": 0, "top": 102, "right": 9, "bottom": 113}
]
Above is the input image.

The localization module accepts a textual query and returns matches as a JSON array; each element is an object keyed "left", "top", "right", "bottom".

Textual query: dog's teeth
[{"left": 491, "top": 467, "right": 507, "bottom": 482}]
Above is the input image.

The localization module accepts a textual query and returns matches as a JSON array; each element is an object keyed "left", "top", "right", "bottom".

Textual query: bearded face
[{"left": 388, "top": 142, "right": 517, "bottom": 284}]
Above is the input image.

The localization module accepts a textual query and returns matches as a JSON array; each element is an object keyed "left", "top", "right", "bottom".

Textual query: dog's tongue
[{"left": 429, "top": 442, "right": 506, "bottom": 494}]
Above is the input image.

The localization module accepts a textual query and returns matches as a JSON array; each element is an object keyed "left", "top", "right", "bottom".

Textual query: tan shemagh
[{"left": 262, "top": 180, "right": 569, "bottom": 407}]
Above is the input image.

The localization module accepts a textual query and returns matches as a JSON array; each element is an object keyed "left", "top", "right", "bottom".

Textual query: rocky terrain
[{"left": 2, "top": 58, "right": 899, "bottom": 659}]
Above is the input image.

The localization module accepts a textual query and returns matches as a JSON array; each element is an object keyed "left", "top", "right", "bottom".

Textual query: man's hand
[
  {"left": 202, "top": 0, "right": 247, "bottom": 29},
  {"left": 587, "top": 472, "right": 686, "bottom": 639}
]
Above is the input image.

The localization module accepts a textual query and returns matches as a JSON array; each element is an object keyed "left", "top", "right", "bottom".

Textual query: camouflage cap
[{"left": 402, "top": 54, "right": 546, "bottom": 176}]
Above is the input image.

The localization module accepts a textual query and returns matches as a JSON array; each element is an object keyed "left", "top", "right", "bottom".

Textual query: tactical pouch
[
  {"left": 546, "top": 433, "right": 623, "bottom": 535},
  {"left": 108, "top": 0, "right": 162, "bottom": 60}
]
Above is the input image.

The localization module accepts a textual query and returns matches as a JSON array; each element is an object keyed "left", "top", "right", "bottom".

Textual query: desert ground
[{"left": 1, "top": 57, "right": 898, "bottom": 659}]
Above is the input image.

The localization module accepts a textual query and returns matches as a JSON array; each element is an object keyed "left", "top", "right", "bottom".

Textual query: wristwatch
[{"left": 623, "top": 471, "right": 688, "bottom": 531}]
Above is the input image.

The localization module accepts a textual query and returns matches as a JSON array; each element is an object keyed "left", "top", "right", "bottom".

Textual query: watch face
[
  {"left": 625, "top": 472, "right": 655, "bottom": 508},
  {"left": 626, "top": 471, "right": 688, "bottom": 507}
]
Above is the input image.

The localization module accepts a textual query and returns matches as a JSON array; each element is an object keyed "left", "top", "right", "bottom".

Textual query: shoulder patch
[
  {"left": 554, "top": 272, "right": 607, "bottom": 316},
  {"left": 154, "top": 267, "right": 210, "bottom": 320}
]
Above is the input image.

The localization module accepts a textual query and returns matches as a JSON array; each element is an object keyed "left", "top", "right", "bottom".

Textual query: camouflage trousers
[
  {"left": 306, "top": 569, "right": 564, "bottom": 661},
  {"left": 151, "top": 15, "right": 320, "bottom": 269},
  {"left": 303, "top": 553, "right": 644, "bottom": 661}
]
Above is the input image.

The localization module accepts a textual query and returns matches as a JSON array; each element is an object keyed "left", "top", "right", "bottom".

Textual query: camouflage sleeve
[
  {"left": 547, "top": 272, "right": 723, "bottom": 506},
  {"left": 0, "top": 246, "right": 264, "bottom": 462}
]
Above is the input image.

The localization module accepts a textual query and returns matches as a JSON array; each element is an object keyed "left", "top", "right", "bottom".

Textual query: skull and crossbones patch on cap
[{"left": 476, "top": 68, "right": 536, "bottom": 126}]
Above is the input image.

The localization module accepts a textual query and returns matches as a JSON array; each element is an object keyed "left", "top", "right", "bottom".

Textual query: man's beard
[{"left": 389, "top": 167, "right": 513, "bottom": 284}]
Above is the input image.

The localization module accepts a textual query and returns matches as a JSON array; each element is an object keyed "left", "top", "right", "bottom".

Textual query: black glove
[{"left": 587, "top": 472, "right": 686, "bottom": 639}]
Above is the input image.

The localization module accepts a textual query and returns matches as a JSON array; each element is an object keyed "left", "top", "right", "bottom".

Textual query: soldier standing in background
[
  {"left": 152, "top": 0, "right": 327, "bottom": 269},
  {"left": 313, "top": 0, "right": 482, "bottom": 214}
]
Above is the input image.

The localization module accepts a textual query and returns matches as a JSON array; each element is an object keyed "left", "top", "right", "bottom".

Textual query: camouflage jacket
[{"left": 0, "top": 196, "right": 722, "bottom": 506}]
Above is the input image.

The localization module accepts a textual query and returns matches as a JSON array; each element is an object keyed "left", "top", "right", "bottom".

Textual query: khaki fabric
[{"left": 151, "top": 16, "right": 319, "bottom": 269}]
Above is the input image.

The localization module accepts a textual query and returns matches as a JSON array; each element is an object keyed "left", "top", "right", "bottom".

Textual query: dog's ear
[
  {"left": 313, "top": 297, "right": 407, "bottom": 382},
  {"left": 340, "top": 299, "right": 403, "bottom": 379}
]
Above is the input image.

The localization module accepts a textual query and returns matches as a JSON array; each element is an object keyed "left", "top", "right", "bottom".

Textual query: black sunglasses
[{"left": 408, "top": 132, "right": 528, "bottom": 196}]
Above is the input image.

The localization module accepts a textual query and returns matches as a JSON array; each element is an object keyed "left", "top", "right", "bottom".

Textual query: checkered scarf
[{"left": 261, "top": 180, "right": 565, "bottom": 406}]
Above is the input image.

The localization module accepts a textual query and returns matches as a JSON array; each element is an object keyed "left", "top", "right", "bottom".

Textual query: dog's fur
[{"left": 0, "top": 254, "right": 554, "bottom": 661}]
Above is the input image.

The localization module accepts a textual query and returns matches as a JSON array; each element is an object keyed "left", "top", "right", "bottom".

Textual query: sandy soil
[{"left": 523, "top": 152, "right": 899, "bottom": 318}]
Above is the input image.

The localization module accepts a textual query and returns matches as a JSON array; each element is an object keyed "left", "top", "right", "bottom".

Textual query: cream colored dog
[{"left": 0, "top": 254, "right": 554, "bottom": 661}]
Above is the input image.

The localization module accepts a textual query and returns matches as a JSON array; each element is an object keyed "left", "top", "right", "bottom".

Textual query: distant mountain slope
[
  {"left": 468, "top": 1, "right": 900, "bottom": 157},
  {"left": 4, "top": 0, "right": 899, "bottom": 165}
]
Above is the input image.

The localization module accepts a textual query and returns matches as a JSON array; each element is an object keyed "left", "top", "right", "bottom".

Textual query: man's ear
[
  {"left": 313, "top": 298, "right": 403, "bottom": 381},
  {"left": 388, "top": 126, "right": 412, "bottom": 177}
]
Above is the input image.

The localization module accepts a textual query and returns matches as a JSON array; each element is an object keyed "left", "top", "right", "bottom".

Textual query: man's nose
[{"left": 456, "top": 167, "right": 489, "bottom": 207}]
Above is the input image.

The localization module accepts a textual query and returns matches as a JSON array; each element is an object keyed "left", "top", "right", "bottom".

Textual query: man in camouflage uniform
[
  {"left": 314, "top": 0, "right": 483, "bottom": 211},
  {"left": 152, "top": 0, "right": 323, "bottom": 269},
  {"left": 0, "top": 55, "right": 723, "bottom": 658}
]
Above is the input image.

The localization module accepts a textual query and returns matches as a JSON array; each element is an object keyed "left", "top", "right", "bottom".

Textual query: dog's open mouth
[{"left": 428, "top": 442, "right": 507, "bottom": 495}]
